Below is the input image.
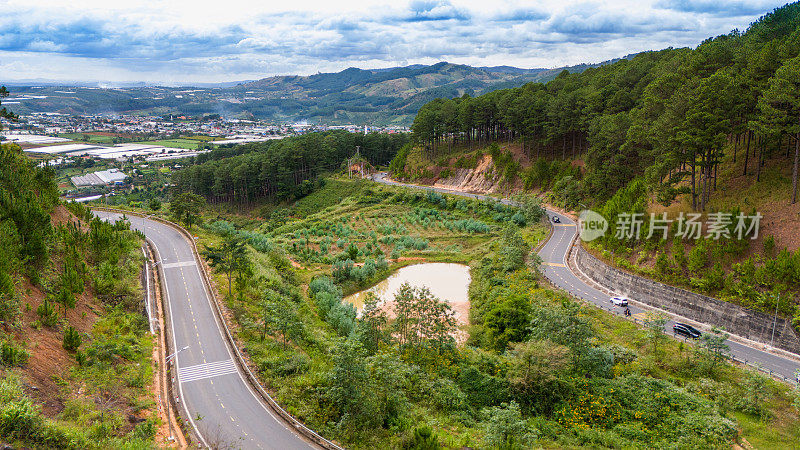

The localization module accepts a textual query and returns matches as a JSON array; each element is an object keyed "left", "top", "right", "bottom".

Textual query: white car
[{"left": 610, "top": 296, "right": 629, "bottom": 307}]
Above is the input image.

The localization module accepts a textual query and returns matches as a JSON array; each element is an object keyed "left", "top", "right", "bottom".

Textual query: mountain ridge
[{"left": 5, "top": 58, "right": 631, "bottom": 125}]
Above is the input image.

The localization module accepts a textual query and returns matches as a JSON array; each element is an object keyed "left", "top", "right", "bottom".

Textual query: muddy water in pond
[{"left": 344, "top": 263, "right": 471, "bottom": 324}]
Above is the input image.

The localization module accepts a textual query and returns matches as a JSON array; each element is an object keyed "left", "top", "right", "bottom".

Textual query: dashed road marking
[{"left": 162, "top": 261, "right": 197, "bottom": 269}]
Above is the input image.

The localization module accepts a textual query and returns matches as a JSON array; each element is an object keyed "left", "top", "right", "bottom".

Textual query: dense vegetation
[
  {"left": 408, "top": 2, "right": 800, "bottom": 208},
  {"left": 0, "top": 144, "right": 155, "bottom": 448},
  {"left": 583, "top": 179, "right": 800, "bottom": 322},
  {"left": 0, "top": 145, "right": 59, "bottom": 288},
  {"left": 173, "top": 130, "right": 409, "bottom": 204},
  {"left": 188, "top": 179, "right": 800, "bottom": 448},
  {"left": 396, "top": 2, "right": 800, "bottom": 328}
]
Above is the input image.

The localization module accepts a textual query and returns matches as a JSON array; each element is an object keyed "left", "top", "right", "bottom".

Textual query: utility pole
[
  {"left": 355, "top": 145, "right": 362, "bottom": 177},
  {"left": 166, "top": 345, "right": 189, "bottom": 363},
  {"left": 348, "top": 146, "right": 361, "bottom": 178}
]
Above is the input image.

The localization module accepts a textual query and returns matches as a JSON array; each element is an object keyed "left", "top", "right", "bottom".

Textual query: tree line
[
  {"left": 173, "top": 130, "right": 409, "bottom": 204},
  {"left": 0, "top": 144, "right": 59, "bottom": 292},
  {"left": 409, "top": 2, "right": 800, "bottom": 208}
]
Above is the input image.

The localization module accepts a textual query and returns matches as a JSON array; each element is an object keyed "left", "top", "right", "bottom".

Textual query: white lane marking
[
  {"left": 189, "top": 248, "right": 311, "bottom": 444},
  {"left": 180, "top": 359, "right": 236, "bottom": 375},
  {"left": 147, "top": 235, "right": 210, "bottom": 448},
  {"left": 162, "top": 261, "right": 197, "bottom": 269},
  {"left": 179, "top": 360, "right": 238, "bottom": 384}
]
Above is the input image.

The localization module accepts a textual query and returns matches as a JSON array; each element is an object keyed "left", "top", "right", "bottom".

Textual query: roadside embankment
[{"left": 573, "top": 243, "right": 800, "bottom": 356}]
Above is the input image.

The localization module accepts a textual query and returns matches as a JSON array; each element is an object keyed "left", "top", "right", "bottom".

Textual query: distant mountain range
[{"left": 3, "top": 59, "right": 630, "bottom": 125}]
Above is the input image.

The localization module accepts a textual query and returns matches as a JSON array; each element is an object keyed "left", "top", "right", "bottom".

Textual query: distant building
[
  {"left": 70, "top": 168, "right": 128, "bottom": 187},
  {"left": 213, "top": 135, "right": 283, "bottom": 145},
  {"left": 4, "top": 133, "right": 71, "bottom": 145},
  {"left": 22, "top": 143, "right": 105, "bottom": 154}
]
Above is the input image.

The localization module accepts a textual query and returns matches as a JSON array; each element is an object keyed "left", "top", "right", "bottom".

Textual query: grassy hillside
[
  {"left": 0, "top": 144, "right": 156, "bottom": 448},
  {"left": 140, "top": 177, "right": 800, "bottom": 448},
  {"left": 583, "top": 139, "right": 800, "bottom": 321}
]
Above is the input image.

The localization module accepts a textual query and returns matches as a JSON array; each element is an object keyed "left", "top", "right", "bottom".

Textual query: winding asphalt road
[
  {"left": 94, "top": 211, "right": 313, "bottom": 450},
  {"left": 91, "top": 174, "right": 798, "bottom": 449},
  {"left": 371, "top": 173, "right": 800, "bottom": 381}
]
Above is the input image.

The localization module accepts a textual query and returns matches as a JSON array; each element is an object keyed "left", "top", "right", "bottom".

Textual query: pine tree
[{"left": 758, "top": 56, "right": 800, "bottom": 203}]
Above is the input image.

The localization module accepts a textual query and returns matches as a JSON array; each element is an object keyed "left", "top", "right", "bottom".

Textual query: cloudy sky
[{"left": 0, "top": 0, "right": 788, "bottom": 84}]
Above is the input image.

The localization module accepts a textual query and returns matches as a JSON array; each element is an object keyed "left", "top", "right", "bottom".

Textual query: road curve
[
  {"left": 94, "top": 211, "right": 315, "bottom": 450},
  {"left": 371, "top": 173, "right": 800, "bottom": 381}
]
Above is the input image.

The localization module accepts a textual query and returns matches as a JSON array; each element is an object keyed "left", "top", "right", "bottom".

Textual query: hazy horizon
[
  {"left": 0, "top": 60, "right": 611, "bottom": 88},
  {"left": 0, "top": 0, "right": 788, "bottom": 85}
]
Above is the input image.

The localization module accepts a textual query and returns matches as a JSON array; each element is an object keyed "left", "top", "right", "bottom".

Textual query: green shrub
[
  {"left": 328, "top": 302, "right": 356, "bottom": 336},
  {"left": 672, "top": 237, "right": 687, "bottom": 269},
  {"left": 735, "top": 370, "right": 771, "bottom": 417},
  {"left": 75, "top": 350, "right": 86, "bottom": 366},
  {"left": 0, "top": 374, "right": 24, "bottom": 404},
  {"left": 503, "top": 160, "right": 520, "bottom": 185},
  {"left": 351, "top": 259, "right": 377, "bottom": 283},
  {"left": 457, "top": 366, "right": 511, "bottom": 408},
  {"left": 445, "top": 218, "right": 490, "bottom": 233},
  {"left": 0, "top": 399, "right": 41, "bottom": 441},
  {"left": 92, "top": 261, "right": 118, "bottom": 297},
  {"left": 481, "top": 401, "right": 536, "bottom": 448},
  {"left": 428, "top": 377, "right": 468, "bottom": 413},
  {"left": 260, "top": 352, "right": 311, "bottom": 376},
  {"left": 425, "top": 191, "right": 446, "bottom": 207},
  {"left": 763, "top": 234, "right": 776, "bottom": 257},
  {"left": 132, "top": 418, "right": 157, "bottom": 441},
  {"left": 62, "top": 326, "right": 82, "bottom": 352},
  {"left": 376, "top": 255, "right": 389, "bottom": 271},
  {"left": 406, "top": 426, "right": 441, "bottom": 450},
  {"left": 0, "top": 340, "right": 29, "bottom": 366},
  {"left": 391, "top": 246, "right": 403, "bottom": 259},
  {"left": 551, "top": 175, "right": 582, "bottom": 209},
  {"left": 0, "top": 281, "right": 20, "bottom": 324},
  {"left": 310, "top": 276, "right": 341, "bottom": 297},
  {"left": 332, "top": 259, "right": 354, "bottom": 282},
  {"left": 654, "top": 252, "right": 670, "bottom": 275},
  {"left": 35, "top": 299, "right": 57, "bottom": 327},
  {"left": 509, "top": 211, "right": 525, "bottom": 226},
  {"left": 687, "top": 239, "right": 708, "bottom": 272},
  {"left": 243, "top": 231, "right": 274, "bottom": 253}
]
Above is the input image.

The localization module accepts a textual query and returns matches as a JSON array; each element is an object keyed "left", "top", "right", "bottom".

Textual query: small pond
[{"left": 344, "top": 263, "right": 471, "bottom": 324}]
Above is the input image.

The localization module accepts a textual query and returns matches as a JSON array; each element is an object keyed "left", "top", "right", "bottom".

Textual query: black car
[
  {"left": 552, "top": 216, "right": 561, "bottom": 223},
  {"left": 673, "top": 323, "right": 702, "bottom": 339}
]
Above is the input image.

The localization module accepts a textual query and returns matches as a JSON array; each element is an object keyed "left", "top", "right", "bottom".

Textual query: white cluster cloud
[{"left": 0, "top": 0, "right": 788, "bottom": 83}]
